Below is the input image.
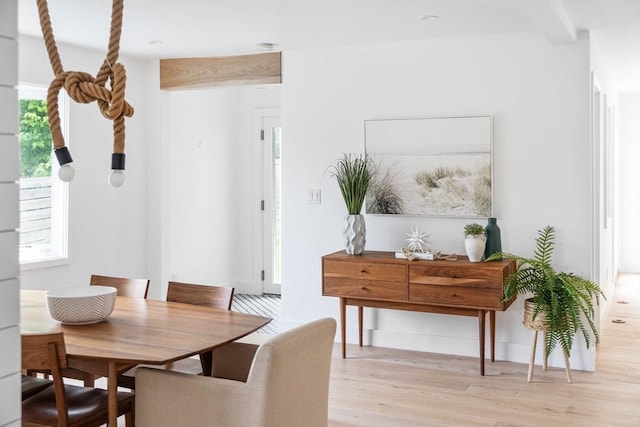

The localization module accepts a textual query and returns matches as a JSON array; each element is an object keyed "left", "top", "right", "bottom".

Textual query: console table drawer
[
  {"left": 323, "top": 260, "right": 406, "bottom": 282},
  {"left": 409, "top": 283, "right": 502, "bottom": 308},
  {"left": 409, "top": 265, "right": 503, "bottom": 289},
  {"left": 324, "top": 277, "right": 407, "bottom": 300}
]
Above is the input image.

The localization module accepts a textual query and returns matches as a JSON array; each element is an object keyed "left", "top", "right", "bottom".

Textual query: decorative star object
[{"left": 405, "top": 227, "right": 430, "bottom": 253}]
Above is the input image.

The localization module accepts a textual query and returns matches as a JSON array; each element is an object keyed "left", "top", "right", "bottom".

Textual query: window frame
[{"left": 18, "top": 83, "right": 70, "bottom": 269}]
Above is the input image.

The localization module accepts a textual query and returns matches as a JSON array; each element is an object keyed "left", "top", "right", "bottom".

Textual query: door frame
[{"left": 253, "top": 108, "right": 281, "bottom": 295}]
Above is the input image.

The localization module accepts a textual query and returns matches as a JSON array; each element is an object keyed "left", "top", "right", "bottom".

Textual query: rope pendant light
[{"left": 37, "top": 0, "right": 134, "bottom": 187}]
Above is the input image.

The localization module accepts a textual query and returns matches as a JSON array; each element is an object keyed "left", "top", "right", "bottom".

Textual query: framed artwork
[{"left": 364, "top": 116, "right": 493, "bottom": 217}]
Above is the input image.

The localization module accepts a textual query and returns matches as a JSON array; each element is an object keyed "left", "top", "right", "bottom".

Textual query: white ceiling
[{"left": 17, "top": 0, "right": 640, "bottom": 93}]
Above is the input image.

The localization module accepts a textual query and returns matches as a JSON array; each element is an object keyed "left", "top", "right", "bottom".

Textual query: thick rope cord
[{"left": 37, "top": 0, "right": 134, "bottom": 158}]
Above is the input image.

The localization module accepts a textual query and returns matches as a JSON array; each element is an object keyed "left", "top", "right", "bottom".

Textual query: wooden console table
[{"left": 322, "top": 250, "right": 516, "bottom": 375}]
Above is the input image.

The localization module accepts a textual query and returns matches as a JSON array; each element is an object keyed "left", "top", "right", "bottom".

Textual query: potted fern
[
  {"left": 486, "top": 226, "right": 605, "bottom": 377},
  {"left": 328, "top": 153, "right": 374, "bottom": 255}
]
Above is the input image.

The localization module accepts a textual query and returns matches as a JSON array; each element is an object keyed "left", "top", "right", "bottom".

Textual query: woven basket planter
[
  {"left": 523, "top": 298, "right": 547, "bottom": 331},
  {"left": 523, "top": 297, "right": 573, "bottom": 383}
]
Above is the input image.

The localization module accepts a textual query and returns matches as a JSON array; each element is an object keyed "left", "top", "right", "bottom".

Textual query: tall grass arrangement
[{"left": 328, "top": 153, "right": 375, "bottom": 214}]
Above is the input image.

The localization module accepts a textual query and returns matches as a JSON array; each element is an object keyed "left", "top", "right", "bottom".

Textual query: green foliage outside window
[{"left": 20, "top": 99, "right": 52, "bottom": 178}]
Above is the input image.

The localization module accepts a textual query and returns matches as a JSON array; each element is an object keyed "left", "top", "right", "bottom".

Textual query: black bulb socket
[
  {"left": 54, "top": 147, "right": 73, "bottom": 166},
  {"left": 111, "top": 153, "right": 126, "bottom": 170}
]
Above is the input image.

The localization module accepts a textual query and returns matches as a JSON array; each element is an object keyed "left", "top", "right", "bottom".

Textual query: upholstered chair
[{"left": 135, "top": 317, "right": 336, "bottom": 427}]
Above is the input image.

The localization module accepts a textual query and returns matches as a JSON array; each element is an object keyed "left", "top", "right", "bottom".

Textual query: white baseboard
[{"left": 279, "top": 319, "right": 596, "bottom": 372}]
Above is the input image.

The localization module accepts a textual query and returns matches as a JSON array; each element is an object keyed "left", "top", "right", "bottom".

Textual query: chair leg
[
  {"left": 124, "top": 401, "right": 135, "bottom": 427},
  {"left": 125, "top": 412, "right": 134, "bottom": 426},
  {"left": 527, "top": 329, "right": 538, "bottom": 383},
  {"left": 563, "top": 351, "right": 573, "bottom": 384}
]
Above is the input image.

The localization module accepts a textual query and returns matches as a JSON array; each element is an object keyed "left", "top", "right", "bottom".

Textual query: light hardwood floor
[
  {"left": 327, "top": 274, "right": 640, "bottom": 426},
  {"left": 110, "top": 275, "right": 639, "bottom": 426}
]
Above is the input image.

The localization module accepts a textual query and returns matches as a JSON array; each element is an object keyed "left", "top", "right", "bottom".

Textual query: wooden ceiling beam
[{"left": 159, "top": 52, "right": 281, "bottom": 90}]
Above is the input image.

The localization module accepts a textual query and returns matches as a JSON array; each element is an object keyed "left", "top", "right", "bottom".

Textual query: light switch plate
[{"left": 306, "top": 189, "right": 321, "bottom": 204}]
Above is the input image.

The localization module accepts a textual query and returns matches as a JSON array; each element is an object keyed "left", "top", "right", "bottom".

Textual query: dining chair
[
  {"left": 21, "top": 332, "right": 135, "bottom": 427},
  {"left": 166, "top": 280, "right": 234, "bottom": 310},
  {"left": 116, "top": 281, "right": 235, "bottom": 389},
  {"left": 57, "top": 274, "right": 150, "bottom": 387},
  {"left": 90, "top": 274, "right": 150, "bottom": 298},
  {"left": 21, "top": 375, "right": 53, "bottom": 400},
  {"left": 135, "top": 317, "right": 336, "bottom": 427}
]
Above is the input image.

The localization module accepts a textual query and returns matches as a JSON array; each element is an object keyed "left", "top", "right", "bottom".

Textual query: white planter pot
[
  {"left": 344, "top": 214, "right": 366, "bottom": 255},
  {"left": 464, "top": 235, "right": 486, "bottom": 262}
]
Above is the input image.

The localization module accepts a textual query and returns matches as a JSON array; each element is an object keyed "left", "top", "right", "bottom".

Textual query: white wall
[
  {"left": 18, "top": 36, "right": 149, "bottom": 291},
  {"left": 0, "top": 1, "right": 21, "bottom": 424},
  {"left": 618, "top": 93, "right": 640, "bottom": 272},
  {"left": 145, "top": 61, "right": 170, "bottom": 299},
  {"left": 281, "top": 32, "right": 598, "bottom": 370}
]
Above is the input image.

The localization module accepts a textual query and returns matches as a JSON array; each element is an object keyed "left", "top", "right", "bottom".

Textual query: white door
[{"left": 261, "top": 116, "right": 281, "bottom": 295}]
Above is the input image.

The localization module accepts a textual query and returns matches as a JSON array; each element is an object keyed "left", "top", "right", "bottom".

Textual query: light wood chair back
[
  {"left": 167, "top": 281, "right": 234, "bottom": 310},
  {"left": 21, "top": 332, "right": 135, "bottom": 427},
  {"left": 90, "top": 274, "right": 150, "bottom": 298},
  {"left": 22, "top": 332, "right": 68, "bottom": 372},
  {"left": 22, "top": 333, "right": 69, "bottom": 424}
]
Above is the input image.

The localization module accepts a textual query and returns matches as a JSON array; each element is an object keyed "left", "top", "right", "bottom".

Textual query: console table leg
[
  {"left": 340, "top": 298, "right": 346, "bottom": 358},
  {"left": 478, "top": 310, "right": 486, "bottom": 376},
  {"left": 490, "top": 311, "right": 496, "bottom": 363},
  {"left": 358, "top": 306, "right": 363, "bottom": 347}
]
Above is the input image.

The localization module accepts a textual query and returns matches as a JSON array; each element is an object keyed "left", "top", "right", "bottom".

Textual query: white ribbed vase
[
  {"left": 344, "top": 214, "right": 366, "bottom": 255},
  {"left": 464, "top": 235, "right": 486, "bottom": 262}
]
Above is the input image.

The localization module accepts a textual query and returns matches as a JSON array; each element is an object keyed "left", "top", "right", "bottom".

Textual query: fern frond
[{"left": 533, "top": 226, "right": 555, "bottom": 266}]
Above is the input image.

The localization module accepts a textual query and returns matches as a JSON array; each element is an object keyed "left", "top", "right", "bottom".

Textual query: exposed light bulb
[
  {"left": 108, "top": 170, "right": 125, "bottom": 187},
  {"left": 58, "top": 164, "right": 75, "bottom": 182}
]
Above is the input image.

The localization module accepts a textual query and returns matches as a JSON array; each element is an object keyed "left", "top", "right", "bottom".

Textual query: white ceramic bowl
[{"left": 46, "top": 286, "right": 117, "bottom": 324}]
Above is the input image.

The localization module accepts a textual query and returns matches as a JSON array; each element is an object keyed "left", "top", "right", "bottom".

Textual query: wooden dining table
[{"left": 20, "top": 289, "right": 271, "bottom": 426}]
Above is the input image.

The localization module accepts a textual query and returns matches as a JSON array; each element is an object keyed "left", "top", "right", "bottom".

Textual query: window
[{"left": 18, "top": 84, "right": 69, "bottom": 266}]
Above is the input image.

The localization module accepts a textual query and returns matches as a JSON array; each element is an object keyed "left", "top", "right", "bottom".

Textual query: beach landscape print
[{"left": 365, "top": 116, "right": 493, "bottom": 217}]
